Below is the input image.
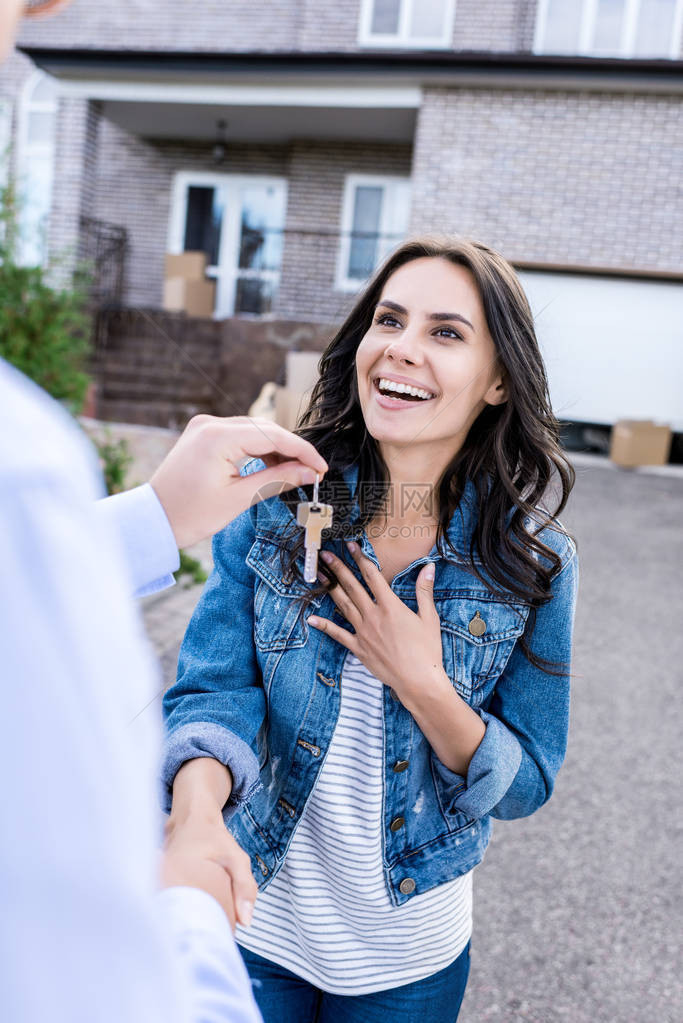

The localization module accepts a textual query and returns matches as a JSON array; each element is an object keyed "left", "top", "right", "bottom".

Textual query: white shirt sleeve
[
  {"left": 157, "top": 889, "right": 262, "bottom": 1023},
  {"left": 0, "top": 361, "right": 261, "bottom": 1023},
  {"left": 96, "top": 483, "right": 180, "bottom": 596}
]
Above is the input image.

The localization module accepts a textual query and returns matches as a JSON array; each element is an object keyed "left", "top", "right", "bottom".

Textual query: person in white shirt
[
  {"left": 1, "top": 9, "right": 327, "bottom": 1020},
  {"left": 0, "top": 352, "right": 327, "bottom": 1023}
]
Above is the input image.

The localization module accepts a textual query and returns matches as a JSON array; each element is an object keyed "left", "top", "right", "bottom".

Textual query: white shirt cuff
[
  {"left": 155, "top": 885, "right": 232, "bottom": 939},
  {"left": 155, "top": 887, "right": 262, "bottom": 1023},
  {"left": 96, "top": 484, "right": 180, "bottom": 597}
]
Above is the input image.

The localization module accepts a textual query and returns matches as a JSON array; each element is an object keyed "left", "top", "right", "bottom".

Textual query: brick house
[{"left": 1, "top": 0, "right": 682, "bottom": 436}]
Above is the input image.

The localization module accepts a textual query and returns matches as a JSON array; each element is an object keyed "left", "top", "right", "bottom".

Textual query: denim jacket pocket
[
  {"left": 437, "top": 593, "right": 529, "bottom": 702},
  {"left": 247, "top": 536, "right": 323, "bottom": 652}
]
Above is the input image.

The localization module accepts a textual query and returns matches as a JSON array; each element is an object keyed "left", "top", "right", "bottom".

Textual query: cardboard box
[
  {"left": 163, "top": 276, "right": 216, "bottom": 318},
  {"left": 164, "top": 251, "right": 207, "bottom": 280},
  {"left": 609, "top": 420, "right": 672, "bottom": 468},
  {"left": 275, "top": 386, "right": 310, "bottom": 432},
  {"left": 285, "top": 351, "right": 321, "bottom": 394}
]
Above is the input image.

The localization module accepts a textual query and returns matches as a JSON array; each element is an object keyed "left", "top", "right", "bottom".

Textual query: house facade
[{"left": 2, "top": 0, "right": 682, "bottom": 432}]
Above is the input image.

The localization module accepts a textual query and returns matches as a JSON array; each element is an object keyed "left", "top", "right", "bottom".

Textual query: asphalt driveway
[{"left": 458, "top": 458, "right": 683, "bottom": 1023}]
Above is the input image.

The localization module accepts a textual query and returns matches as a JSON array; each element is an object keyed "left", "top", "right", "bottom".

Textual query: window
[
  {"left": 336, "top": 176, "right": 411, "bottom": 292},
  {"left": 359, "top": 0, "right": 456, "bottom": 48},
  {"left": 17, "top": 72, "right": 57, "bottom": 266},
  {"left": 534, "top": 0, "right": 683, "bottom": 58},
  {"left": 0, "top": 100, "right": 11, "bottom": 191},
  {"left": 168, "top": 173, "right": 287, "bottom": 317}
]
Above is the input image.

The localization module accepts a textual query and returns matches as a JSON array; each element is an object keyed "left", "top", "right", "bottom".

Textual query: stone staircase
[
  {"left": 94, "top": 309, "right": 230, "bottom": 428},
  {"left": 92, "top": 309, "right": 332, "bottom": 429}
]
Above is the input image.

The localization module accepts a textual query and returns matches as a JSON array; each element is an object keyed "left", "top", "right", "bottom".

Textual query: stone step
[
  {"left": 95, "top": 358, "right": 216, "bottom": 381},
  {"left": 97, "top": 337, "right": 219, "bottom": 363},
  {"left": 99, "top": 376, "right": 217, "bottom": 402},
  {"left": 96, "top": 397, "right": 210, "bottom": 429},
  {"left": 98, "top": 309, "right": 221, "bottom": 344}
]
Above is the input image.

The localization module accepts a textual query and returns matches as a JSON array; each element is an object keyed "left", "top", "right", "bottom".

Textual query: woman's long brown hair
[{"left": 278, "top": 238, "right": 575, "bottom": 671}]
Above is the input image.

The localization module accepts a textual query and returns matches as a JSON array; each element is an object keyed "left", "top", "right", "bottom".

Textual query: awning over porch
[
  {"left": 18, "top": 49, "right": 429, "bottom": 142},
  {"left": 19, "top": 46, "right": 683, "bottom": 142}
]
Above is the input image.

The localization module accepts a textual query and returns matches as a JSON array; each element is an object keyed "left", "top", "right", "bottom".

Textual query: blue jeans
[{"left": 238, "top": 942, "right": 471, "bottom": 1023}]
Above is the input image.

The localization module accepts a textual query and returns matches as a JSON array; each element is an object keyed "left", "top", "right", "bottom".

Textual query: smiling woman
[
  {"left": 161, "top": 237, "right": 578, "bottom": 1023},
  {"left": 293, "top": 239, "right": 574, "bottom": 643},
  {"left": 355, "top": 259, "right": 506, "bottom": 461}
]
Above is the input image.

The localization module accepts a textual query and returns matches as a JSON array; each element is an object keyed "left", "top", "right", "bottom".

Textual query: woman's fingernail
[
  {"left": 425, "top": 562, "right": 435, "bottom": 580},
  {"left": 300, "top": 468, "right": 317, "bottom": 484},
  {"left": 237, "top": 899, "right": 254, "bottom": 927},
  {"left": 346, "top": 540, "right": 358, "bottom": 553},
  {"left": 321, "top": 550, "right": 334, "bottom": 563},
  {"left": 307, "top": 616, "right": 319, "bottom": 627}
]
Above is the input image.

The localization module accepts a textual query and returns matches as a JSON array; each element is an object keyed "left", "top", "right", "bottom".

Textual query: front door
[{"left": 168, "top": 173, "right": 287, "bottom": 317}]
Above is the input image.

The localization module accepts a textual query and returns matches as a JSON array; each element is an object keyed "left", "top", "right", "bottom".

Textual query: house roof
[{"left": 20, "top": 48, "right": 683, "bottom": 94}]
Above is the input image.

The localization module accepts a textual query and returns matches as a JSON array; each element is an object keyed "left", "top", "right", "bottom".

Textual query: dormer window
[
  {"left": 358, "top": 0, "right": 456, "bottom": 49},
  {"left": 534, "top": 0, "right": 683, "bottom": 59}
]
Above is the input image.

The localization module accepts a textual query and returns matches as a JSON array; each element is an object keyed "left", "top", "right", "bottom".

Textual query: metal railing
[
  {"left": 221, "top": 227, "right": 408, "bottom": 319},
  {"left": 79, "top": 216, "right": 128, "bottom": 310}
]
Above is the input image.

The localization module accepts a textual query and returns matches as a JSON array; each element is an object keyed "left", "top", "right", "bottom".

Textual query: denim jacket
[{"left": 162, "top": 462, "right": 578, "bottom": 906}]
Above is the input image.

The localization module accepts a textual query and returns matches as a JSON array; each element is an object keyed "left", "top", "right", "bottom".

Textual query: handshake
[{"left": 148, "top": 414, "right": 327, "bottom": 929}]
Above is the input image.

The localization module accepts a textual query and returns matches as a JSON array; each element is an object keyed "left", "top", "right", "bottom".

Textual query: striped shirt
[{"left": 236, "top": 653, "right": 472, "bottom": 995}]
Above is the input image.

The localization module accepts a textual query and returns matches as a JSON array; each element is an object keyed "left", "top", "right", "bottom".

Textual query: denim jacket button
[
  {"left": 390, "top": 816, "right": 405, "bottom": 832},
  {"left": 392, "top": 759, "right": 409, "bottom": 773},
  {"left": 399, "top": 878, "right": 416, "bottom": 895},
  {"left": 468, "top": 611, "right": 487, "bottom": 637}
]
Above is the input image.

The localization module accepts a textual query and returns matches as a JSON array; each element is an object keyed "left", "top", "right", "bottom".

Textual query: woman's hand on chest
[
  {"left": 307, "top": 541, "right": 487, "bottom": 776},
  {"left": 307, "top": 540, "right": 445, "bottom": 701}
]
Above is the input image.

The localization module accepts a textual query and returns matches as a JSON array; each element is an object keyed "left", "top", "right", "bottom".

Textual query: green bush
[
  {"left": 94, "top": 431, "right": 134, "bottom": 496},
  {"left": 174, "top": 550, "right": 209, "bottom": 587},
  {"left": 0, "top": 181, "right": 92, "bottom": 413}
]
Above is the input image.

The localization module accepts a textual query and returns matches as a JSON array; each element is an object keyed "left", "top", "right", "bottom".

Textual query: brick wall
[
  {"left": 48, "top": 97, "right": 102, "bottom": 286},
  {"left": 17, "top": 0, "right": 300, "bottom": 52},
  {"left": 454, "top": 0, "right": 537, "bottom": 52},
  {"left": 297, "top": 0, "right": 538, "bottom": 54},
  {"left": 16, "top": 0, "right": 539, "bottom": 53},
  {"left": 298, "top": 0, "right": 362, "bottom": 51},
  {"left": 277, "top": 141, "right": 413, "bottom": 322},
  {"left": 410, "top": 87, "right": 683, "bottom": 272},
  {"left": 13, "top": 0, "right": 683, "bottom": 57}
]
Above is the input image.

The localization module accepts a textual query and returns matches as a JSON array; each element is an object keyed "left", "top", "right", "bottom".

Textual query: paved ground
[{"left": 142, "top": 456, "right": 683, "bottom": 1023}]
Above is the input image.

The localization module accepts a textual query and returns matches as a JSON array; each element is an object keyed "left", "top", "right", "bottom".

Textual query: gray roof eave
[{"left": 18, "top": 47, "right": 683, "bottom": 93}]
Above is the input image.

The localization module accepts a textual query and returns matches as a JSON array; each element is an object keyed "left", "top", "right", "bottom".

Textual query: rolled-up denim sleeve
[
  {"left": 161, "top": 502, "right": 265, "bottom": 819},
  {"left": 432, "top": 546, "right": 578, "bottom": 821}
]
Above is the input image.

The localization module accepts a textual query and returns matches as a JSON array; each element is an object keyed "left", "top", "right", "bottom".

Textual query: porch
[{"left": 23, "top": 47, "right": 421, "bottom": 322}]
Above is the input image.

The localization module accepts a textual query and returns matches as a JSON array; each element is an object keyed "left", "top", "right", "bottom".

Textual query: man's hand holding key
[{"left": 151, "top": 414, "right": 328, "bottom": 550}]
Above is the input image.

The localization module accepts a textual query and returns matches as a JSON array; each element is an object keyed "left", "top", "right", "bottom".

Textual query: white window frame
[
  {"left": 358, "top": 0, "right": 456, "bottom": 49},
  {"left": 534, "top": 0, "right": 683, "bottom": 58},
  {"left": 335, "top": 174, "right": 411, "bottom": 293},
  {"left": 16, "top": 71, "right": 57, "bottom": 266},
  {"left": 0, "top": 99, "right": 11, "bottom": 191},
  {"left": 167, "top": 171, "right": 288, "bottom": 318}
]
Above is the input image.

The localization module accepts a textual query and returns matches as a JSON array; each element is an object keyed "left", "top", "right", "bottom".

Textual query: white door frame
[{"left": 167, "top": 171, "right": 287, "bottom": 317}]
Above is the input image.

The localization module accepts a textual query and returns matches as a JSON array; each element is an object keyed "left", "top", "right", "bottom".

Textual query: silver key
[{"left": 297, "top": 474, "right": 333, "bottom": 583}]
